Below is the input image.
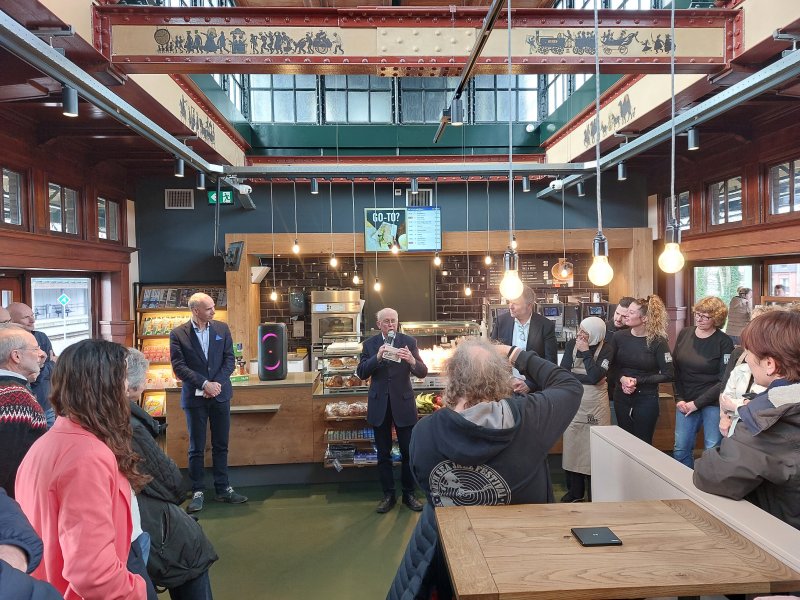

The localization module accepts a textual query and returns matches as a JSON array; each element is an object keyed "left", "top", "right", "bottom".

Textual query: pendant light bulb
[
  {"left": 433, "top": 252, "right": 441, "bottom": 267},
  {"left": 465, "top": 285, "right": 472, "bottom": 297},
  {"left": 352, "top": 273, "right": 360, "bottom": 285},
  {"left": 329, "top": 253, "right": 338, "bottom": 268},
  {"left": 658, "top": 242, "right": 685, "bottom": 274},
  {"left": 499, "top": 249, "right": 523, "bottom": 300},
  {"left": 484, "top": 254, "right": 492, "bottom": 266},
  {"left": 390, "top": 243, "right": 399, "bottom": 255},
  {"left": 270, "top": 290, "right": 278, "bottom": 301},
  {"left": 292, "top": 240, "right": 300, "bottom": 254},
  {"left": 588, "top": 233, "right": 614, "bottom": 286},
  {"left": 373, "top": 277, "right": 382, "bottom": 292},
  {"left": 510, "top": 235, "right": 518, "bottom": 250}
]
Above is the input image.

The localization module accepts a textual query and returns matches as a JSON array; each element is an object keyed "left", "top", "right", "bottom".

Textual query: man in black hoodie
[
  {"left": 388, "top": 339, "right": 582, "bottom": 599},
  {"left": 411, "top": 338, "right": 582, "bottom": 507}
]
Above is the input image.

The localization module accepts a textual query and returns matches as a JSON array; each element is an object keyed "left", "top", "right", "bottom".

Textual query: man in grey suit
[
  {"left": 491, "top": 286, "right": 557, "bottom": 393},
  {"left": 170, "top": 292, "right": 247, "bottom": 513},
  {"left": 357, "top": 308, "right": 428, "bottom": 514}
]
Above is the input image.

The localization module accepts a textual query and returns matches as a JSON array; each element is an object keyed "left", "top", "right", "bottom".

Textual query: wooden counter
[{"left": 165, "top": 373, "right": 317, "bottom": 468}]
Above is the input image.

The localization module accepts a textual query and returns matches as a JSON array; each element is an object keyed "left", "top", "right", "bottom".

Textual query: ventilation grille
[
  {"left": 165, "top": 189, "right": 195, "bottom": 210},
  {"left": 406, "top": 188, "right": 433, "bottom": 207}
]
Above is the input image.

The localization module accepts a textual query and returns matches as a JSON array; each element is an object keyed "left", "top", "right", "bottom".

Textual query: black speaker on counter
[{"left": 257, "top": 323, "right": 288, "bottom": 381}]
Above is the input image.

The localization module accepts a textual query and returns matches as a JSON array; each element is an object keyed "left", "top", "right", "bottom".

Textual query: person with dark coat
[
  {"left": 0, "top": 487, "right": 61, "bottom": 600},
  {"left": 357, "top": 307, "right": 428, "bottom": 514},
  {"left": 127, "top": 348, "right": 218, "bottom": 600},
  {"left": 491, "top": 286, "right": 557, "bottom": 394},
  {"left": 694, "top": 310, "right": 800, "bottom": 531},
  {"left": 387, "top": 339, "right": 582, "bottom": 599}
]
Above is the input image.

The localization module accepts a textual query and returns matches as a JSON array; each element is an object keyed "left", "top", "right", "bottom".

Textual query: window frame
[
  {"left": 97, "top": 196, "right": 122, "bottom": 244},
  {"left": 322, "top": 75, "right": 394, "bottom": 125},
  {"left": 765, "top": 155, "right": 800, "bottom": 223},
  {"left": 472, "top": 74, "right": 540, "bottom": 124},
  {"left": 706, "top": 174, "right": 743, "bottom": 229},
  {"left": 1, "top": 164, "right": 27, "bottom": 230},
  {"left": 47, "top": 182, "right": 81, "bottom": 237}
]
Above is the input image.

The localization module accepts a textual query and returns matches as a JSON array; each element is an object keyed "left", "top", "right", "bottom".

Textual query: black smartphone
[{"left": 570, "top": 527, "right": 622, "bottom": 547}]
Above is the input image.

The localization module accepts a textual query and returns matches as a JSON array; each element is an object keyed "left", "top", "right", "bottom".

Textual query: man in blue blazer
[
  {"left": 491, "top": 286, "right": 558, "bottom": 393},
  {"left": 357, "top": 308, "right": 428, "bottom": 513},
  {"left": 170, "top": 292, "right": 247, "bottom": 513}
]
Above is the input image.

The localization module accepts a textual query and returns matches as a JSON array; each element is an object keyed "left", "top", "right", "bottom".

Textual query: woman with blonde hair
[
  {"left": 671, "top": 296, "right": 734, "bottom": 467},
  {"left": 16, "top": 340, "right": 152, "bottom": 599},
  {"left": 610, "top": 294, "right": 674, "bottom": 444}
]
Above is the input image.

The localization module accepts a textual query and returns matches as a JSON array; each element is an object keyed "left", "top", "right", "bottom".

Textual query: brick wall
[{"left": 260, "top": 252, "right": 606, "bottom": 350}]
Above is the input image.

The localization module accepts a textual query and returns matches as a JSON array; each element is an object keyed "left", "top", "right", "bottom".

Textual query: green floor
[{"left": 192, "top": 481, "right": 425, "bottom": 600}]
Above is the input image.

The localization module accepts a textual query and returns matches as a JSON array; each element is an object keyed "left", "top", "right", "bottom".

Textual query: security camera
[
  {"left": 240, "top": 184, "right": 252, "bottom": 195},
  {"left": 549, "top": 179, "right": 564, "bottom": 191}
]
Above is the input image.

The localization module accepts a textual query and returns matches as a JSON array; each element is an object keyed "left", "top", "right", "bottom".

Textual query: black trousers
[
  {"left": 613, "top": 390, "right": 660, "bottom": 445},
  {"left": 373, "top": 400, "right": 416, "bottom": 496}
]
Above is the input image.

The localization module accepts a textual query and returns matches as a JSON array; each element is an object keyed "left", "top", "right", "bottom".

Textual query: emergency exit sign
[{"left": 207, "top": 190, "right": 234, "bottom": 205}]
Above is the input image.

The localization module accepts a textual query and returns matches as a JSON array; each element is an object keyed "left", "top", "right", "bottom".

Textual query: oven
[{"left": 310, "top": 290, "right": 364, "bottom": 345}]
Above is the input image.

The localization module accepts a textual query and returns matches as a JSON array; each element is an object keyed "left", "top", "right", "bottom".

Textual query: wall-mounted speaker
[{"left": 258, "top": 323, "right": 288, "bottom": 381}]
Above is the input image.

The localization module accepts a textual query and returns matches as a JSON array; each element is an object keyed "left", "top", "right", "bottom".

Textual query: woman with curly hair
[
  {"left": 672, "top": 296, "right": 734, "bottom": 467},
  {"left": 15, "top": 340, "right": 152, "bottom": 599},
  {"left": 610, "top": 294, "right": 674, "bottom": 445}
]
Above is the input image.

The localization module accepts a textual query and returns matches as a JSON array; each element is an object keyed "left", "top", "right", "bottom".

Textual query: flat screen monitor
[
  {"left": 588, "top": 305, "right": 604, "bottom": 316},
  {"left": 543, "top": 306, "right": 560, "bottom": 317},
  {"left": 364, "top": 207, "right": 441, "bottom": 252}
]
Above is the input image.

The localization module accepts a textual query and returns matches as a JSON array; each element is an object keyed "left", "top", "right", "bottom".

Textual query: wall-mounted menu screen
[{"left": 364, "top": 207, "right": 441, "bottom": 252}]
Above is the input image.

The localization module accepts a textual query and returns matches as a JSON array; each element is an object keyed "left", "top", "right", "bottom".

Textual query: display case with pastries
[{"left": 318, "top": 333, "right": 369, "bottom": 394}]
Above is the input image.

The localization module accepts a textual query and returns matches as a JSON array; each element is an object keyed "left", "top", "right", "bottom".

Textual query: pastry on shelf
[
  {"left": 346, "top": 375, "right": 362, "bottom": 387},
  {"left": 325, "top": 375, "right": 344, "bottom": 388},
  {"left": 328, "top": 358, "right": 344, "bottom": 369}
]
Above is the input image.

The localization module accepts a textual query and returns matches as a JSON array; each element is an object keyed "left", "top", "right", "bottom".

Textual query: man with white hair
[
  {"left": 357, "top": 307, "right": 428, "bottom": 513},
  {"left": 0, "top": 325, "right": 47, "bottom": 498}
]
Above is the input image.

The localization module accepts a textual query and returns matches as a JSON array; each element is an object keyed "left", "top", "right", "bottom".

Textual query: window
[
  {"left": 665, "top": 191, "right": 690, "bottom": 231},
  {"left": 30, "top": 277, "right": 92, "bottom": 355},
  {"left": 474, "top": 75, "right": 539, "bottom": 123},
  {"left": 2, "top": 167, "right": 22, "bottom": 226},
  {"left": 324, "top": 76, "right": 392, "bottom": 124},
  {"left": 400, "top": 77, "right": 461, "bottom": 124},
  {"left": 250, "top": 75, "right": 317, "bottom": 124},
  {"left": 693, "top": 265, "right": 753, "bottom": 306},
  {"left": 544, "top": 74, "right": 570, "bottom": 117},
  {"left": 555, "top": 0, "right": 663, "bottom": 8},
  {"left": 97, "top": 197, "right": 120, "bottom": 242},
  {"left": 48, "top": 183, "right": 79, "bottom": 235},
  {"left": 768, "top": 159, "right": 800, "bottom": 215},
  {"left": 767, "top": 262, "right": 800, "bottom": 298},
  {"left": 708, "top": 176, "right": 742, "bottom": 225}
]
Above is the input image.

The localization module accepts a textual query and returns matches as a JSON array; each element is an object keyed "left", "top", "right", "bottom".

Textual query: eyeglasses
[
  {"left": 0, "top": 319, "right": 10, "bottom": 324},
  {"left": 694, "top": 313, "right": 712, "bottom": 321},
  {"left": 16, "top": 345, "right": 41, "bottom": 353}
]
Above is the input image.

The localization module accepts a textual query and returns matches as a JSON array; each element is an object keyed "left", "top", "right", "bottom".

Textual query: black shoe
[
  {"left": 560, "top": 492, "right": 584, "bottom": 503},
  {"left": 376, "top": 494, "right": 396, "bottom": 514},
  {"left": 402, "top": 493, "right": 424, "bottom": 512},
  {"left": 214, "top": 486, "right": 248, "bottom": 504}
]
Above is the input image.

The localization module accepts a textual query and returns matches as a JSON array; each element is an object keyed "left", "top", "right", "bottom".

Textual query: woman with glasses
[
  {"left": 15, "top": 340, "right": 152, "bottom": 599},
  {"left": 672, "top": 297, "right": 734, "bottom": 468},
  {"left": 610, "top": 295, "right": 674, "bottom": 445}
]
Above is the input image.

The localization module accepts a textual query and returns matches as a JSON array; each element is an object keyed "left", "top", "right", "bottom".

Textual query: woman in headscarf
[{"left": 559, "top": 316, "right": 613, "bottom": 502}]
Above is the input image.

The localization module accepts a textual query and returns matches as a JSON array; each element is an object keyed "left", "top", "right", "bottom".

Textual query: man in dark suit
[
  {"left": 491, "top": 285, "right": 557, "bottom": 393},
  {"left": 170, "top": 292, "right": 247, "bottom": 513},
  {"left": 357, "top": 307, "right": 428, "bottom": 514}
]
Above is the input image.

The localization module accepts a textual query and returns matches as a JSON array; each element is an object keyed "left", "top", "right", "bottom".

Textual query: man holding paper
[
  {"left": 170, "top": 292, "right": 247, "bottom": 514},
  {"left": 358, "top": 307, "right": 428, "bottom": 514}
]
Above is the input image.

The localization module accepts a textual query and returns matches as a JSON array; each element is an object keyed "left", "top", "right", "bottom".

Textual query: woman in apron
[{"left": 560, "top": 316, "right": 613, "bottom": 502}]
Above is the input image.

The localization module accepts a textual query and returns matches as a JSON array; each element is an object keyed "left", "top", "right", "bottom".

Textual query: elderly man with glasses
[
  {"left": 0, "top": 324, "right": 47, "bottom": 498},
  {"left": 491, "top": 286, "right": 558, "bottom": 394}
]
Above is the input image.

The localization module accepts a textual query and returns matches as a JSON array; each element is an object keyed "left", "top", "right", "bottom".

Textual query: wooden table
[{"left": 436, "top": 500, "right": 800, "bottom": 599}]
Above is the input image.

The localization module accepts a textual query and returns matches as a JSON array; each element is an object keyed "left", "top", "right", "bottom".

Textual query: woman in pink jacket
[{"left": 15, "top": 340, "right": 151, "bottom": 599}]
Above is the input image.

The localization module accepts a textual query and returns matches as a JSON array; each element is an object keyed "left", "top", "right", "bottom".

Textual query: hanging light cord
[
  {"left": 466, "top": 181, "right": 470, "bottom": 282},
  {"left": 593, "top": 0, "right": 603, "bottom": 234},
  {"left": 329, "top": 181, "right": 334, "bottom": 254},
  {"left": 271, "top": 182, "right": 276, "bottom": 289},
  {"left": 374, "top": 182, "right": 378, "bottom": 273},
  {"left": 561, "top": 186, "right": 567, "bottom": 261},
  {"left": 351, "top": 182, "right": 357, "bottom": 265},
  {"left": 293, "top": 181, "right": 298, "bottom": 238},
  {"left": 507, "top": 0, "right": 514, "bottom": 247},
  {"left": 486, "top": 179, "right": 491, "bottom": 253},
  {"left": 669, "top": 0, "right": 677, "bottom": 225}
]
